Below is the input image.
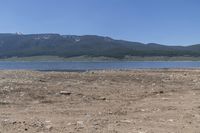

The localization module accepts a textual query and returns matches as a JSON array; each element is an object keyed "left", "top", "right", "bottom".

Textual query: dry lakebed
[{"left": 0, "top": 69, "right": 200, "bottom": 133}]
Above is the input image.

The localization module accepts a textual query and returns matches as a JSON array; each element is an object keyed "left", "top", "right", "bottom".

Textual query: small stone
[
  {"left": 3, "top": 119, "right": 8, "bottom": 122},
  {"left": 168, "top": 119, "right": 174, "bottom": 122},
  {"left": 159, "top": 91, "right": 164, "bottom": 94},
  {"left": 67, "top": 122, "right": 72, "bottom": 126},
  {"left": 99, "top": 97, "right": 106, "bottom": 100},
  {"left": 108, "top": 111, "right": 113, "bottom": 114},
  {"left": 138, "top": 131, "right": 146, "bottom": 133},
  {"left": 77, "top": 121, "right": 84, "bottom": 125},
  {"left": 39, "top": 79, "right": 46, "bottom": 82},
  {"left": 12, "top": 121, "right": 17, "bottom": 124},
  {"left": 120, "top": 119, "right": 132, "bottom": 123},
  {"left": 46, "top": 125, "right": 53, "bottom": 130},
  {"left": 59, "top": 91, "right": 71, "bottom": 95},
  {"left": 77, "top": 121, "right": 84, "bottom": 128}
]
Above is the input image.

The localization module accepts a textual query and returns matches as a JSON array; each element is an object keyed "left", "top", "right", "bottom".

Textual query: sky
[{"left": 0, "top": 0, "right": 200, "bottom": 46}]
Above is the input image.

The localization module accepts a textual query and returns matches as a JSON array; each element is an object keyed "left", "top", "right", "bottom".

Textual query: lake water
[{"left": 0, "top": 61, "right": 200, "bottom": 71}]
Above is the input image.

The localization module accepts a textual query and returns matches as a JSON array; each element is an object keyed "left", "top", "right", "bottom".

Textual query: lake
[{"left": 1, "top": 61, "right": 200, "bottom": 71}]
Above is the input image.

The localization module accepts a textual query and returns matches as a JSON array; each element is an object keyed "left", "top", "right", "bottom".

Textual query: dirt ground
[{"left": 1, "top": 69, "right": 200, "bottom": 133}]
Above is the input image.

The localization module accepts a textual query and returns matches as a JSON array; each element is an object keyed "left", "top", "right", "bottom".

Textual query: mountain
[{"left": 0, "top": 33, "right": 200, "bottom": 58}]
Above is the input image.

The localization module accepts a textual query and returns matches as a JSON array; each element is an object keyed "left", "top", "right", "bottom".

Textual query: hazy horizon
[{"left": 0, "top": 0, "right": 200, "bottom": 46}]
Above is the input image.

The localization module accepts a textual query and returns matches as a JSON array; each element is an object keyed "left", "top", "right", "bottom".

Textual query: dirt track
[{"left": 1, "top": 69, "right": 200, "bottom": 133}]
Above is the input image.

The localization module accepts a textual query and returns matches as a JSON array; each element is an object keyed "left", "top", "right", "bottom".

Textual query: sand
[{"left": 0, "top": 69, "right": 200, "bottom": 133}]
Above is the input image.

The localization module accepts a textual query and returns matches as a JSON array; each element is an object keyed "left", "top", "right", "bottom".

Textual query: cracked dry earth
[{"left": 1, "top": 69, "right": 200, "bottom": 133}]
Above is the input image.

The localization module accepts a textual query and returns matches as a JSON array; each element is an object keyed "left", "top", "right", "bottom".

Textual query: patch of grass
[{"left": 1, "top": 55, "right": 200, "bottom": 61}]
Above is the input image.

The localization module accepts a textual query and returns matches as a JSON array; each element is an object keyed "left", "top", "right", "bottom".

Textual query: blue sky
[{"left": 0, "top": 0, "right": 200, "bottom": 45}]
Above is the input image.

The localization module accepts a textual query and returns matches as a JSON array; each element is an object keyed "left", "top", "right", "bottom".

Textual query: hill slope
[{"left": 0, "top": 33, "right": 200, "bottom": 58}]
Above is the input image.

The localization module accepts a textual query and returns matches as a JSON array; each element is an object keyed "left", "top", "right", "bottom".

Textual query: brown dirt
[{"left": 1, "top": 69, "right": 200, "bottom": 133}]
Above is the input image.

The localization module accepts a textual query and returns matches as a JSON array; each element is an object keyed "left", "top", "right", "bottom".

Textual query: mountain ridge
[{"left": 0, "top": 33, "right": 200, "bottom": 58}]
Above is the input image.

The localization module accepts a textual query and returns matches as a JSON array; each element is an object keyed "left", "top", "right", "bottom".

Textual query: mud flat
[{"left": 1, "top": 69, "right": 200, "bottom": 133}]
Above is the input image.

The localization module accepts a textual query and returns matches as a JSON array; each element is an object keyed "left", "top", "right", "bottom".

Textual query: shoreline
[
  {"left": 2, "top": 68, "right": 200, "bottom": 72},
  {"left": 1, "top": 55, "right": 200, "bottom": 61}
]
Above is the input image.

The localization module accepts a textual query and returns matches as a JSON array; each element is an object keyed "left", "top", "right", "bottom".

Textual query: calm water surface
[{"left": 0, "top": 61, "right": 200, "bottom": 71}]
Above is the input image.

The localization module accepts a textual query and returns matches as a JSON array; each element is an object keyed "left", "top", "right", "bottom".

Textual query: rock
[
  {"left": 167, "top": 119, "right": 174, "bottom": 122},
  {"left": 59, "top": 91, "right": 71, "bottom": 95},
  {"left": 108, "top": 111, "right": 113, "bottom": 114},
  {"left": 76, "top": 121, "right": 84, "bottom": 128},
  {"left": 45, "top": 125, "right": 53, "bottom": 130},
  {"left": 99, "top": 97, "right": 106, "bottom": 100},
  {"left": 120, "top": 119, "right": 132, "bottom": 123},
  {"left": 39, "top": 79, "right": 46, "bottom": 82},
  {"left": 153, "top": 91, "right": 164, "bottom": 95},
  {"left": 12, "top": 121, "right": 17, "bottom": 124},
  {"left": 67, "top": 122, "right": 72, "bottom": 126},
  {"left": 138, "top": 131, "right": 147, "bottom": 133},
  {"left": 20, "top": 92, "right": 25, "bottom": 97},
  {"left": 45, "top": 120, "right": 51, "bottom": 123},
  {"left": 77, "top": 121, "right": 84, "bottom": 125},
  {"left": 159, "top": 91, "right": 164, "bottom": 94},
  {"left": 3, "top": 119, "right": 9, "bottom": 122}
]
